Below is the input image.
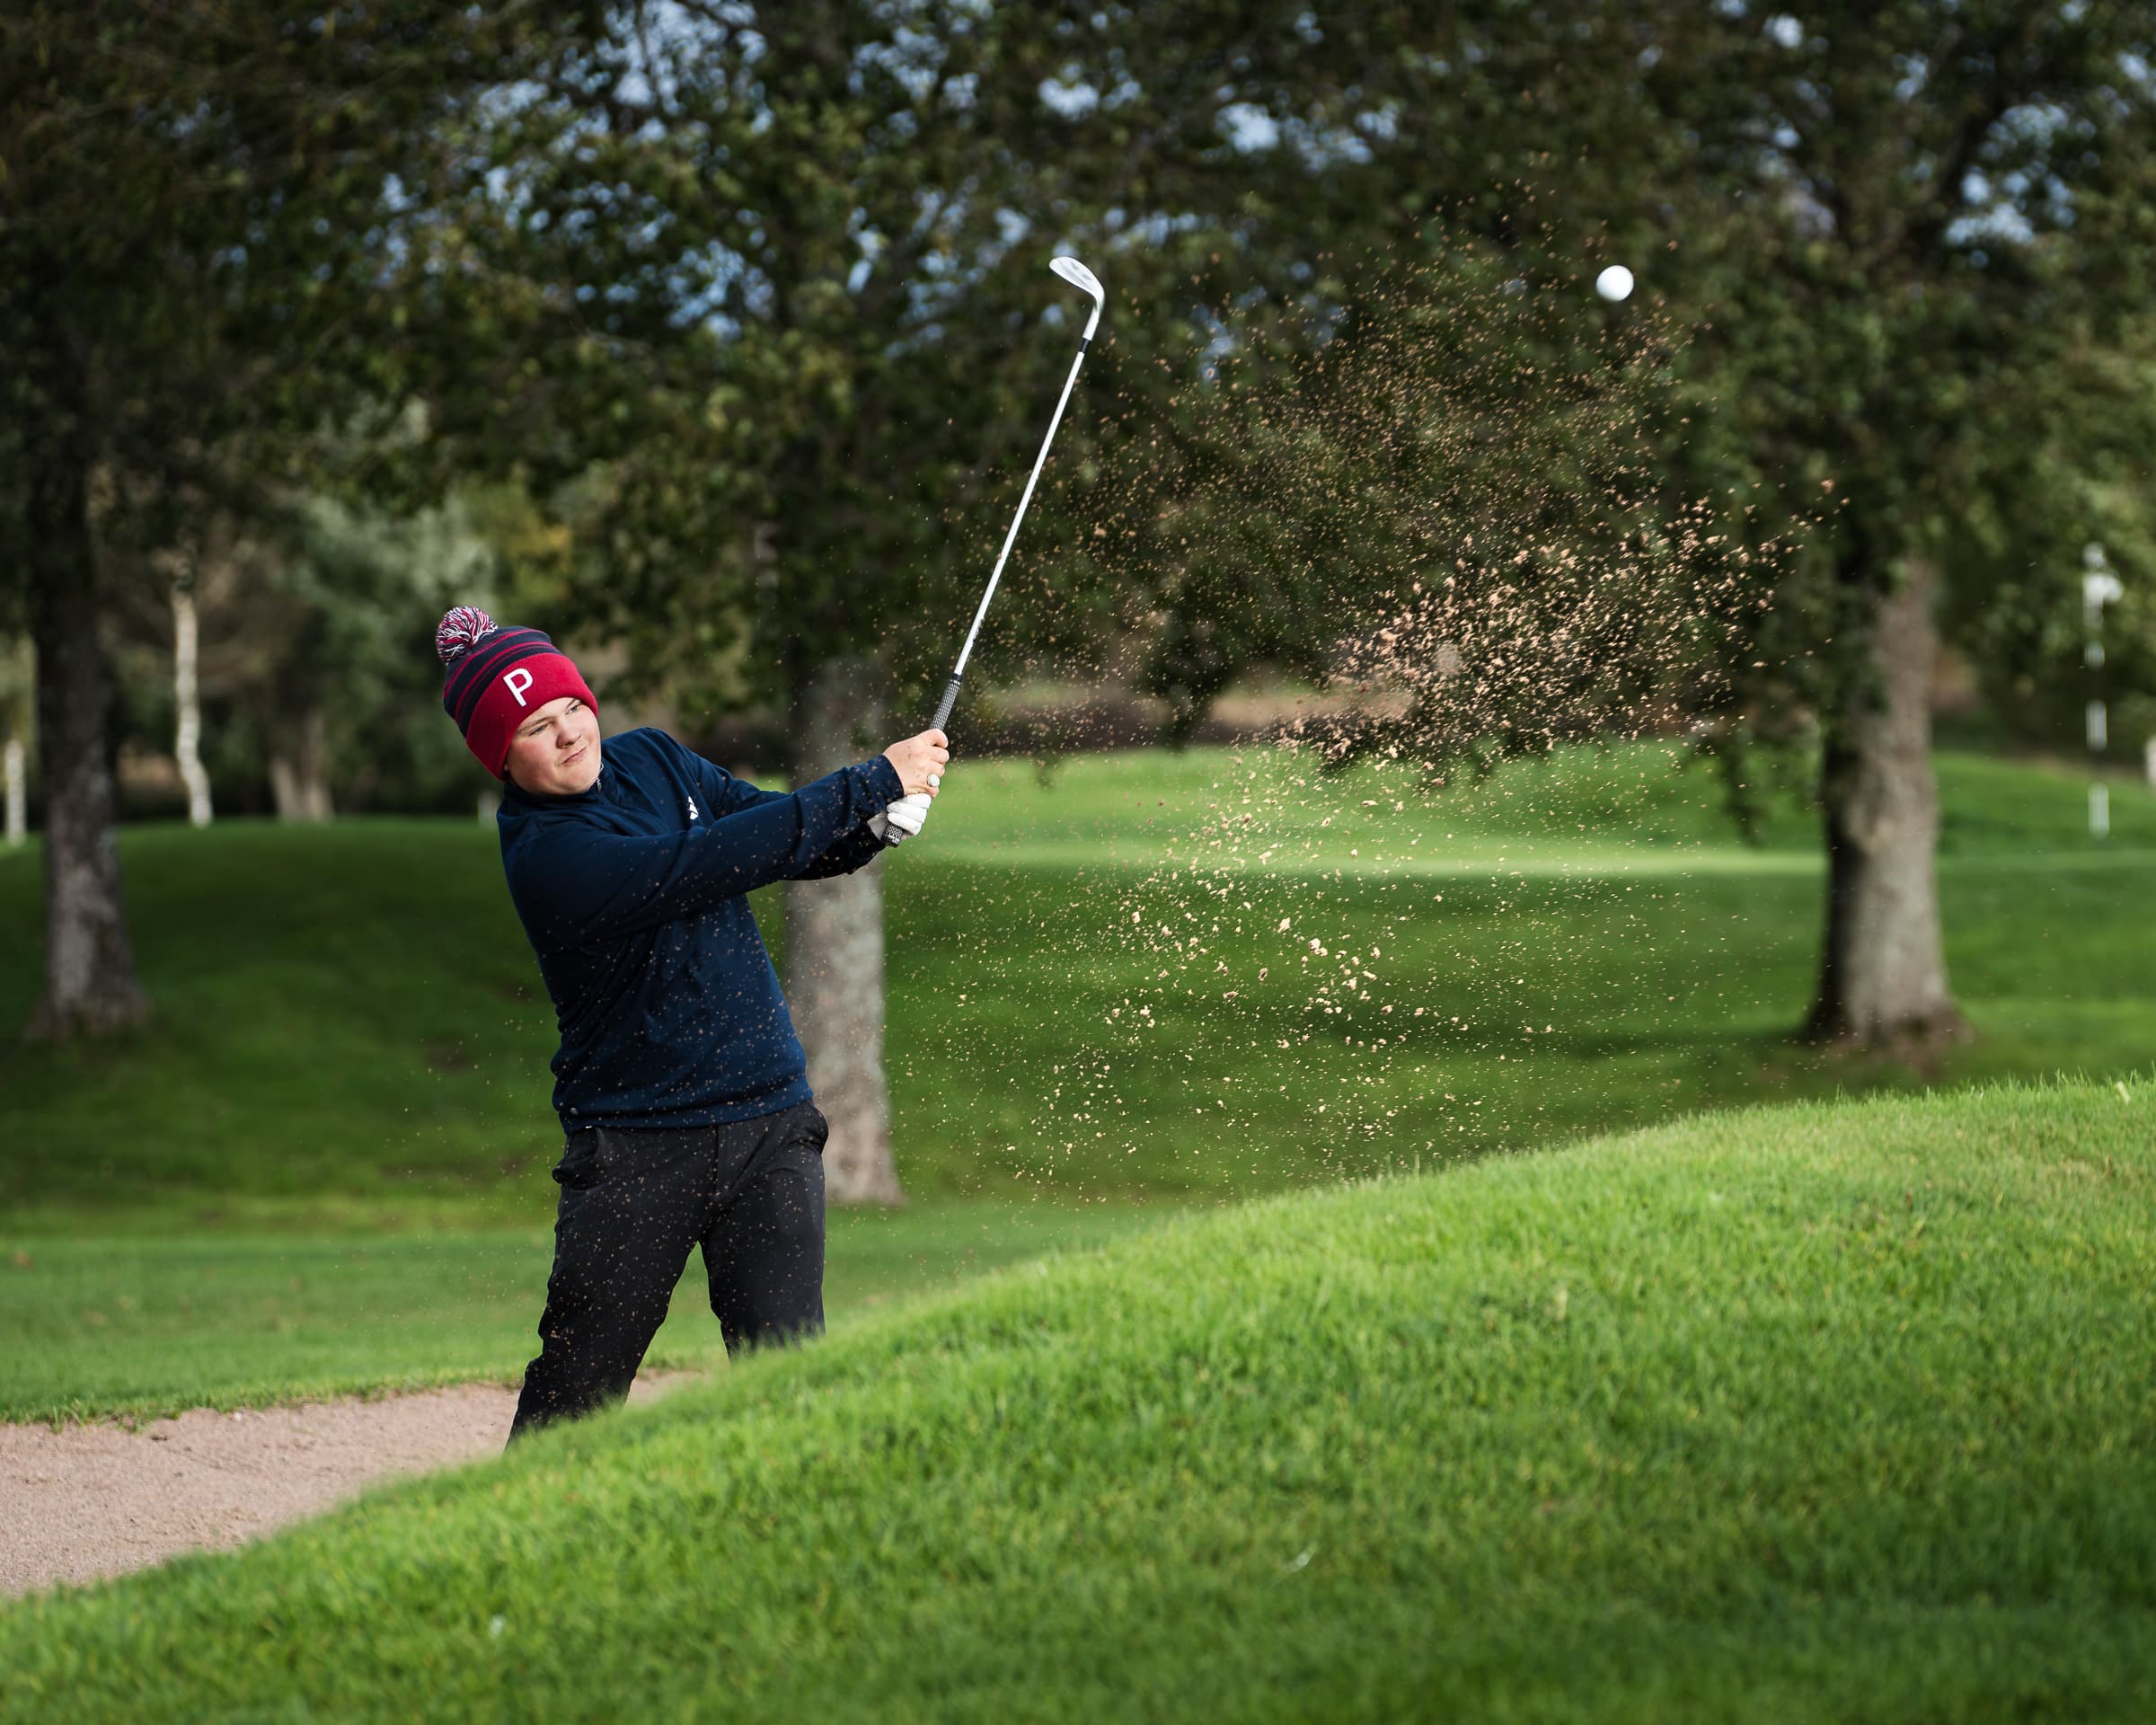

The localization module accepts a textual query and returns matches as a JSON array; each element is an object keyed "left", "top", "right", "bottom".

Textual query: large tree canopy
[
  {"left": 1607, "top": 2, "right": 2156, "bottom": 1040},
  {"left": 436, "top": 2, "right": 2156, "bottom": 1148},
  {"left": 0, "top": 1, "right": 560, "bottom": 1037},
  {"left": 427, "top": 1, "right": 1193, "bottom": 1199},
  {"left": 9, "top": 0, "right": 2152, "bottom": 1092},
  {"left": 1020, "top": 1, "right": 2156, "bottom": 1046}
]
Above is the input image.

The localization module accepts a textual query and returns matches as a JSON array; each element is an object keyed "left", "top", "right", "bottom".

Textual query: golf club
[{"left": 879, "top": 254, "right": 1105, "bottom": 843}]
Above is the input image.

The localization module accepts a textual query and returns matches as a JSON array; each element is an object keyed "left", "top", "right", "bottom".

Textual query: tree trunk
[
  {"left": 1805, "top": 555, "right": 1967, "bottom": 1048},
  {"left": 2, "top": 635, "right": 28, "bottom": 846},
  {"left": 787, "top": 653, "right": 906, "bottom": 1207},
  {"left": 268, "top": 707, "right": 333, "bottom": 822},
  {"left": 3, "top": 735, "right": 24, "bottom": 847},
  {"left": 26, "top": 430, "right": 152, "bottom": 1039},
  {"left": 172, "top": 572, "right": 213, "bottom": 828}
]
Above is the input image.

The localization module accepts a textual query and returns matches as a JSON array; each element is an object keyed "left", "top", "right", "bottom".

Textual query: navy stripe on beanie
[{"left": 444, "top": 628, "right": 568, "bottom": 730}]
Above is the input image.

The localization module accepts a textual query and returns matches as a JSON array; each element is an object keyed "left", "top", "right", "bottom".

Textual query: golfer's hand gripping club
[
  {"left": 871, "top": 729, "right": 947, "bottom": 845},
  {"left": 877, "top": 256, "right": 1104, "bottom": 846},
  {"left": 871, "top": 675, "right": 959, "bottom": 841}
]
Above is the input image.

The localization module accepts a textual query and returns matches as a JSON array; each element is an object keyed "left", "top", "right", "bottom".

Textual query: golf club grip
[{"left": 930, "top": 674, "right": 963, "bottom": 735}]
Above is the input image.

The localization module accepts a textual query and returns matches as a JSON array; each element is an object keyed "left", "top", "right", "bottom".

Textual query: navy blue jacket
[{"left": 496, "top": 727, "right": 904, "bottom": 1133}]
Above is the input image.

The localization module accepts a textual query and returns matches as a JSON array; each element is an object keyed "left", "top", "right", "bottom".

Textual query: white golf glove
[{"left": 871, "top": 791, "right": 933, "bottom": 845}]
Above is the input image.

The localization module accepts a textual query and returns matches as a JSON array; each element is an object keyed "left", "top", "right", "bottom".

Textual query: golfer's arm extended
[
  {"left": 518, "top": 763, "right": 900, "bottom": 945},
  {"left": 791, "top": 821, "right": 889, "bottom": 879},
  {"left": 696, "top": 757, "right": 896, "bottom": 879}
]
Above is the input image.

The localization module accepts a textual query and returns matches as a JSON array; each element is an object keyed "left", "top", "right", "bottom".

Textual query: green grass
[
  {"left": 4, "top": 1081, "right": 2151, "bottom": 1721},
  {"left": 4, "top": 743, "right": 2152, "bottom": 1429},
  {"left": 888, "top": 743, "right": 2156, "bottom": 1200},
  {"left": 0, "top": 1199, "right": 1149, "bottom": 1428},
  {"left": 0, "top": 818, "right": 565, "bottom": 1226},
  {"left": 3, "top": 744, "right": 2150, "bottom": 1231},
  {"left": 938, "top": 734, "right": 2156, "bottom": 859}
]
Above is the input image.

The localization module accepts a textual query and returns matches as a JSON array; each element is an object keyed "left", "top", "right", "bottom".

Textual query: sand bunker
[{"left": 0, "top": 1370, "right": 702, "bottom": 1599}]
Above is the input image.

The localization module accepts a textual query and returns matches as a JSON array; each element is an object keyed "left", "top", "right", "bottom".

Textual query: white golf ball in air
[{"left": 1595, "top": 265, "right": 1635, "bottom": 303}]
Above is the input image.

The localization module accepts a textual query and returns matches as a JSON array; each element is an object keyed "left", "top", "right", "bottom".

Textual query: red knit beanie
[{"left": 437, "top": 607, "right": 598, "bottom": 778}]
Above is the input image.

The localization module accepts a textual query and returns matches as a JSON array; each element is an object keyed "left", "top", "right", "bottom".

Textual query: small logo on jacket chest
[{"left": 686, "top": 794, "right": 698, "bottom": 821}]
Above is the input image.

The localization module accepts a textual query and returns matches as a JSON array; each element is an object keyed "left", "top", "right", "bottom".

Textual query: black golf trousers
[{"left": 507, "top": 1099, "right": 828, "bottom": 1446}]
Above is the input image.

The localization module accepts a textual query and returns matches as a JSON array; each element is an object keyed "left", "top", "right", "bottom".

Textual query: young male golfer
[{"left": 434, "top": 606, "right": 947, "bottom": 1444}]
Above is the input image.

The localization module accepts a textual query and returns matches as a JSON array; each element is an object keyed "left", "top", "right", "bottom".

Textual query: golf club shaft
[{"left": 931, "top": 337, "right": 1092, "bottom": 734}]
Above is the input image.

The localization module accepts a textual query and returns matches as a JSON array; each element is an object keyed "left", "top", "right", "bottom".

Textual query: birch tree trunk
[
  {"left": 172, "top": 571, "right": 213, "bottom": 828},
  {"left": 26, "top": 411, "right": 152, "bottom": 1039},
  {"left": 3, "top": 736, "right": 24, "bottom": 848},
  {"left": 1805, "top": 556, "right": 1967, "bottom": 1048},
  {"left": 787, "top": 654, "right": 905, "bottom": 1207},
  {"left": 2, "top": 637, "right": 26, "bottom": 847}
]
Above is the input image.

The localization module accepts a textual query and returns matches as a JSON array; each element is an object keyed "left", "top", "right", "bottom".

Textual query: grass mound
[{"left": 6, "top": 1082, "right": 2152, "bottom": 1721}]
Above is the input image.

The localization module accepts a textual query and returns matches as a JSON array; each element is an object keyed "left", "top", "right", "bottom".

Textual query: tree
[
  {"left": 1629, "top": 3, "right": 2156, "bottom": 1043},
  {"left": 0, "top": 633, "right": 28, "bottom": 848},
  {"left": 0, "top": 2, "right": 549, "bottom": 1037},
  {"left": 436, "top": 3, "right": 1766, "bottom": 1198},
  {"left": 108, "top": 494, "right": 497, "bottom": 821},
  {"left": 1029, "top": 2, "right": 2156, "bottom": 1050},
  {"left": 448, "top": 3, "right": 1149, "bottom": 1201},
  {"left": 160, "top": 543, "right": 214, "bottom": 828},
  {"left": 0, "top": 439, "right": 26, "bottom": 849}
]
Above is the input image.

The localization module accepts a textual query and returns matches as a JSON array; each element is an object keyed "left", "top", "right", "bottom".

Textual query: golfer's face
[{"left": 506, "top": 695, "right": 601, "bottom": 796}]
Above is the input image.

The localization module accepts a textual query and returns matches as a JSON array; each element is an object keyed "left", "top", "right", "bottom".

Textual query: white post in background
[
  {"left": 172, "top": 562, "right": 214, "bottom": 828},
  {"left": 2081, "top": 543, "right": 2122, "bottom": 839}
]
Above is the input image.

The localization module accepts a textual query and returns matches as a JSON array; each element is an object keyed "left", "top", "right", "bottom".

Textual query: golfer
[{"left": 434, "top": 606, "right": 947, "bottom": 1444}]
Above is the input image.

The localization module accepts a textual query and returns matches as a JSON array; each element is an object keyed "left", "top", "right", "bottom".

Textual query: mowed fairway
[
  {"left": 3, "top": 743, "right": 2153, "bottom": 1425},
  {"left": 3, "top": 743, "right": 2151, "bottom": 1222},
  {"left": 897, "top": 744, "right": 2156, "bottom": 1196},
  {"left": 0, "top": 1201, "right": 1149, "bottom": 1427},
  {"left": 3, "top": 1083, "right": 2151, "bottom": 1721}
]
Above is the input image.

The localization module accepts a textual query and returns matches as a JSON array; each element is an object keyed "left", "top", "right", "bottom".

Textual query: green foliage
[
  {"left": 4, "top": 1081, "right": 2152, "bottom": 1720},
  {"left": 1619, "top": 4, "right": 2156, "bottom": 749},
  {"left": 1025, "top": 5, "right": 2156, "bottom": 774},
  {"left": 433, "top": 3, "right": 1145, "bottom": 726},
  {"left": 273, "top": 497, "right": 499, "bottom": 809},
  {"left": 0, "top": 3, "right": 560, "bottom": 551},
  {"left": 106, "top": 495, "right": 503, "bottom": 815},
  {"left": 1944, "top": 330, "right": 2156, "bottom": 755}
]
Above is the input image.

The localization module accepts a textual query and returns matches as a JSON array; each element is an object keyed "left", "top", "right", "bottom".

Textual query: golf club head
[{"left": 1050, "top": 255, "right": 1104, "bottom": 341}]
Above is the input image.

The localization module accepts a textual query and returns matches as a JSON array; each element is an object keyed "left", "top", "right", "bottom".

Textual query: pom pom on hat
[{"left": 436, "top": 606, "right": 499, "bottom": 668}]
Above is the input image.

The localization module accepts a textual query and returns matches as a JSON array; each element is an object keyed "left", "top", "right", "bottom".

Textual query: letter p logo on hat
[{"left": 502, "top": 668, "right": 535, "bottom": 707}]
